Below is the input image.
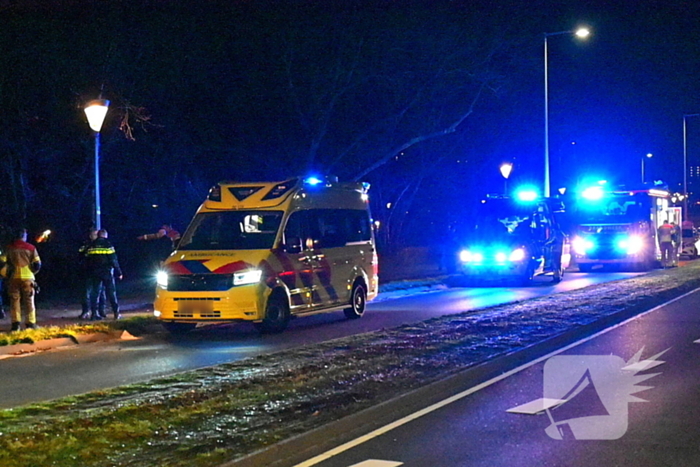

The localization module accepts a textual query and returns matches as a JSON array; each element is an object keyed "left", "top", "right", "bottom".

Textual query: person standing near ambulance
[
  {"left": 137, "top": 224, "right": 181, "bottom": 268},
  {"left": 658, "top": 219, "right": 675, "bottom": 268},
  {"left": 86, "top": 229, "right": 123, "bottom": 320},
  {"left": 0, "top": 228, "right": 41, "bottom": 331}
]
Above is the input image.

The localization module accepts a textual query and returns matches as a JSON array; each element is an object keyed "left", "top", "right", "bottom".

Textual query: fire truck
[{"left": 566, "top": 184, "right": 680, "bottom": 271}]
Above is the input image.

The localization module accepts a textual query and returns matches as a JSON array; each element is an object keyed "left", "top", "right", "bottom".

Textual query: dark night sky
[{"left": 2, "top": 0, "right": 700, "bottom": 262}]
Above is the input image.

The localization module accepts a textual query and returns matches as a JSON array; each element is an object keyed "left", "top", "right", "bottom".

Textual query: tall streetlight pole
[
  {"left": 683, "top": 114, "right": 700, "bottom": 220},
  {"left": 544, "top": 27, "right": 590, "bottom": 198},
  {"left": 641, "top": 153, "right": 653, "bottom": 184},
  {"left": 84, "top": 99, "right": 110, "bottom": 231},
  {"left": 500, "top": 162, "right": 513, "bottom": 195}
]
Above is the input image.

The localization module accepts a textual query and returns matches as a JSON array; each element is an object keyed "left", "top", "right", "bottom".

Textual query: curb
[{"left": 0, "top": 330, "right": 137, "bottom": 359}]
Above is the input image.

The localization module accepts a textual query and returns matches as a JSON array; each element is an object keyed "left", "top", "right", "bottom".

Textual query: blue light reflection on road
[{"left": 369, "top": 272, "right": 643, "bottom": 316}]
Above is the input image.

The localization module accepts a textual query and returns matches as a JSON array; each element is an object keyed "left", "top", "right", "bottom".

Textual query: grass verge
[
  {"left": 0, "top": 316, "right": 160, "bottom": 346},
  {"left": 0, "top": 265, "right": 699, "bottom": 467}
]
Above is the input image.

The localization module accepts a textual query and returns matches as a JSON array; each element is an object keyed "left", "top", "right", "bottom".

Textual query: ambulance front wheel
[
  {"left": 255, "top": 293, "right": 291, "bottom": 334},
  {"left": 344, "top": 282, "right": 367, "bottom": 319}
]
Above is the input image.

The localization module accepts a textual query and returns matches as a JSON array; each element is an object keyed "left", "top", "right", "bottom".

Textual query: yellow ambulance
[{"left": 153, "top": 176, "right": 379, "bottom": 334}]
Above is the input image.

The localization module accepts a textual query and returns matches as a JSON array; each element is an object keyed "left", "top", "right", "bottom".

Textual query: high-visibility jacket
[
  {"left": 1, "top": 239, "right": 41, "bottom": 280},
  {"left": 658, "top": 223, "right": 674, "bottom": 244},
  {"left": 86, "top": 238, "right": 122, "bottom": 276}
]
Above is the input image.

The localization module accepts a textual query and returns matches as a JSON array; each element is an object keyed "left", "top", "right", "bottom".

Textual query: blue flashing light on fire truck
[{"left": 565, "top": 183, "right": 681, "bottom": 272}]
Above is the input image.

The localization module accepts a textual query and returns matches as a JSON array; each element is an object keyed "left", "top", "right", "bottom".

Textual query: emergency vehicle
[
  {"left": 458, "top": 192, "right": 571, "bottom": 285},
  {"left": 566, "top": 184, "right": 679, "bottom": 271},
  {"left": 154, "top": 176, "right": 379, "bottom": 334}
]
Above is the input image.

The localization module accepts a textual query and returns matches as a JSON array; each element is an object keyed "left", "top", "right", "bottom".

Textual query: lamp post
[
  {"left": 544, "top": 27, "right": 590, "bottom": 198},
  {"left": 500, "top": 162, "right": 513, "bottom": 195},
  {"left": 683, "top": 114, "right": 700, "bottom": 219},
  {"left": 84, "top": 99, "right": 110, "bottom": 231},
  {"left": 641, "top": 153, "right": 653, "bottom": 184}
]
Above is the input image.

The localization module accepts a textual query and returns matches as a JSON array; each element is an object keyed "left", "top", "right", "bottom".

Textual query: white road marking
[
  {"left": 348, "top": 461, "right": 403, "bottom": 467},
  {"left": 292, "top": 287, "right": 700, "bottom": 467}
]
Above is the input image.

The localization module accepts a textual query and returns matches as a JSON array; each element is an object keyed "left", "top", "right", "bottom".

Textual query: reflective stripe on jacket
[
  {"left": 658, "top": 223, "right": 674, "bottom": 243},
  {"left": 3, "top": 240, "right": 41, "bottom": 280},
  {"left": 86, "top": 238, "right": 122, "bottom": 275}
]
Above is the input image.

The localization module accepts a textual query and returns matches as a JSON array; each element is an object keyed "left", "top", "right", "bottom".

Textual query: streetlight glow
[
  {"left": 500, "top": 162, "right": 513, "bottom": 195},
  {"left": 499, "top": 162, "right": 513, "bottom": 180},
  {"left": 84, "top": 98, "right": 110, "bottom": 230},
  {"left": 575, "top": 28, "right": 590, "bottom": 38},
  {"left": 84, "top": 99, "right": 110, "bottom": 132}
]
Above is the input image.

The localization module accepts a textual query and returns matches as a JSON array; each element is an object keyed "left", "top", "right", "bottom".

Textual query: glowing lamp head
[
  {"left": 575, "top": 27, "right": 590, "bottom": 38},
  {"left": 84, "top": 99, "right": 110, "bottom": 132}
]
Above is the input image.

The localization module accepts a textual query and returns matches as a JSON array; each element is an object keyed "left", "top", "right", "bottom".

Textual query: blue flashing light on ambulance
[{"left": 565, "top": 183, "right": 680, "bottom": 271}]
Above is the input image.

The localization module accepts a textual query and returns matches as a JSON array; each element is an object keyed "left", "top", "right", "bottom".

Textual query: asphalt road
[
  {"left": 0, "top": 271, "right": 639, "bottom": 408},
  {"left": 291, "top": 287, "right": 700, "bottom": 467}
]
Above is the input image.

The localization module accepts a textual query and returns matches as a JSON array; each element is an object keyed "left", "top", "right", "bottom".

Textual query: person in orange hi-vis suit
[{"left": 0, "top": 228, "right": 41, "bottom": 331}]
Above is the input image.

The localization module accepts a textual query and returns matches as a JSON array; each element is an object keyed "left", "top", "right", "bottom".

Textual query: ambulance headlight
[
  {"left": 156, "top": 271, "right": 168, "bottom": 289},
  {"left": 233, "top": 269, "right": 263, "bottom": 286}
]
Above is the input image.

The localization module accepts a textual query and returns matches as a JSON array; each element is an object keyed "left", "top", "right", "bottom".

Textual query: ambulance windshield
[{"left": 179, "top": 211, "right": 283, "bottom": 250}]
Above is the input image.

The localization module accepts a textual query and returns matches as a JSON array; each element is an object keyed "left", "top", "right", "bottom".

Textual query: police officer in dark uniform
[
  {"left": 85, "top": 229, "right": 123, "bottom": 320},
  {"left": 78, "top": 229, "right": 105, "bottom": 320}
]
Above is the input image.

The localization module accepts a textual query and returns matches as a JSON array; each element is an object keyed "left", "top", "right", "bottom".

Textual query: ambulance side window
[
  {"left": 345, "top": 210, "right": 372, "bottom": 243},
  {"left": 283, "top": 211, "right": 307, "bottom": 254},
  {"left": 306, "top": 210, "right": 344, "bottom": 249}
]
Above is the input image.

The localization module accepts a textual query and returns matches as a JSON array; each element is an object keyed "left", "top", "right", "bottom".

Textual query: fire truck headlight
[
  {"left": 509, "top": 248, "right": 526, "bottom": 262},
  {"left": 459, "top": 250, "right": 483, "bottom": 263},
  {"left": 618, "top": 235, "right": 644, "bottom": 254},
  {"left": 156, "top": 271, "right": 168, "bottom": 289},
  {"left": 233, "top": 269, "right": 263, "bottom": 286},
  {"left": 572, "top": 236, "right": 595, "bottom": 255}
]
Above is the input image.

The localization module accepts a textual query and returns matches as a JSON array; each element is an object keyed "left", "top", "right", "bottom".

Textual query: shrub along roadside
[{"left": 0, "top": 265, "right": 699, "bottom": 467}]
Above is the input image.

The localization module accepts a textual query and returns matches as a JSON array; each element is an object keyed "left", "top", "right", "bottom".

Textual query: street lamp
[
  {"left": 500, "top": 162, "right": 513, "bottom": 195},
  {"left": 84, "top": 99, "right": 110, "bottom": 230},
  {"left": 641, "top": 153, "right": 653, "bottom": 184},
  {"left": 544, "top": 27, "right": 590, "bottom": 198},
  {"left": 683, "top": 114, "right": 700, "bottom": 219}
]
